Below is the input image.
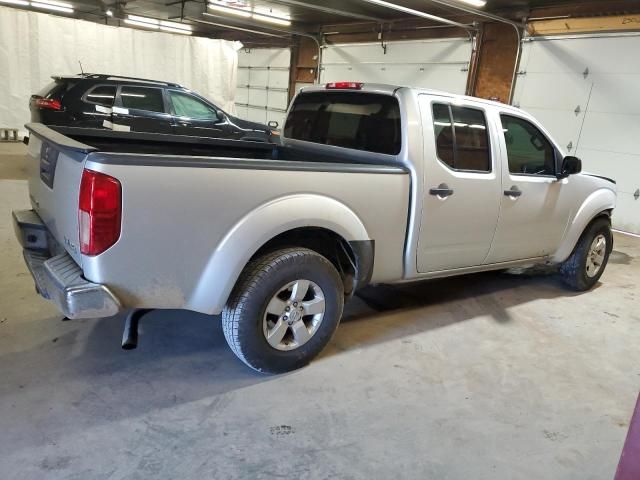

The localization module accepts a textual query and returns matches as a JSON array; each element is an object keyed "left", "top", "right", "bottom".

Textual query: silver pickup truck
[{"left": 14, "top": 82, "right": 617, "bottom": 373}]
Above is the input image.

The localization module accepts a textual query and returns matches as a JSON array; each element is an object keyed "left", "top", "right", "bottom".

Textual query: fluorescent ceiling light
[
  {"left": 0, "top": 0, "right": 29, "bottom": 6},
  {"left": 160, "top": 25, "right": 192, "bottom": 34},
  {"left": 455, "top": 0, "right": 486, "bottom": 6},
  {"left": 252, "top": 12, "right": 290, "bottom": 26},
  {"left": 30, "top": 0, "right": 73, "bottom": 12},
  {"left": 208, "top": 3, "right": 251, "bottom": 18},
  {"left": 127, "top": 14, "right": 158, "bottom": 25},
  {"left": 124, "top": 19, "right": 158, "bottom": 29},
  {"left": 125, "top": 15, "right": 192, "bottom": 34},
  {"left": 160, "top": 19, "right": 192, "bottom": 31},
  {"left": 208, "top": 2, "right": 291, "bottom": 26}
]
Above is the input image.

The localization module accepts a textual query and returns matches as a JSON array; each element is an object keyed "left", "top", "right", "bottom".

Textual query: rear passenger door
[
  {"left": 417, "top": 96, "right": 502, "bottom": 272},
  {"left": 113, "top": 85, "right": 173, "bottom": 133}
]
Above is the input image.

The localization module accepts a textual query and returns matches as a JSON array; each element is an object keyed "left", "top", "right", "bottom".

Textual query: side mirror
[
  {"left": 268, "top": 120, "right": 279, "bottom": 128},
  {"left": 558, "top": 155, "right": 582, "bottom": 179},
  {"left": 216, "top": 110, "right": 226, "bottom": 122}
]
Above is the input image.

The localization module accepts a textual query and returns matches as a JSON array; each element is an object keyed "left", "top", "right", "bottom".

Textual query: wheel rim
[
  {"left": 262, "top": 279, "right": 326, "bottom": 351},
  {"left": 586, "top": 234, "right": 607, "bottom": 278}
]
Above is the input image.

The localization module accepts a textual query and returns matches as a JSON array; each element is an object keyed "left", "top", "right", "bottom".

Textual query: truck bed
[{"left": 24, "top": 123, "right": 411, "bottom": 315}]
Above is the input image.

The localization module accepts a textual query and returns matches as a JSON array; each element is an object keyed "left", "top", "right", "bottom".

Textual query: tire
[
  {"left": 222, "top": 248, "right": 344, "bottom": 374},
  {"left": 560, "top": 217, "right": 613, "bottom": 291}
]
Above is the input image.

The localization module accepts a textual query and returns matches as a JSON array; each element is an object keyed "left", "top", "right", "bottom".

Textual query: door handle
[
  {"left": 429, "top": 183, "right": 454, "bottom": 198},
  {"left": 504, "top": 186, "right": 522, "bottom": 198}
]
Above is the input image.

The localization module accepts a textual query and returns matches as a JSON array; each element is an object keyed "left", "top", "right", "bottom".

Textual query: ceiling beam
[
  {"left": 356, "top": 0, "right": 475, "bottom": 30},
  {"left": 187, "top": 17, "right": 289, "bottom": 38},
  {"left": 266, "top": 0, "right": 385, "bottom": 23}
]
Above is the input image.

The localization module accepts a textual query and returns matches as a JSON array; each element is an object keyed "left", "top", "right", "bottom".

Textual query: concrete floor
[{"left": 1, "top": 144, "right": 639, "bottom": 479}]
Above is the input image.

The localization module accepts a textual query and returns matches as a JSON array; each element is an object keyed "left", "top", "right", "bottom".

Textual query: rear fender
[
  {"left": 188, "top": 194, "right": 370, "bottom": 314},
  {"left": 553, "top": 188, "right": 616, "bottom": 263}
]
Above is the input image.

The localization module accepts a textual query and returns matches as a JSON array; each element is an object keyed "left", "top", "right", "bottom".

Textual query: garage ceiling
[{"left": 2, "top": 0, "right": 640, "bottom": 45}]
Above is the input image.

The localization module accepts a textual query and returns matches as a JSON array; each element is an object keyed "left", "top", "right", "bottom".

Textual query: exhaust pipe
[{"left": 121, "top": 309, "right": 152, "bottom": 350}]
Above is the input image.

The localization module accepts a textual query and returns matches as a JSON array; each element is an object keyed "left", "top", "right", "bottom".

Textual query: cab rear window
[{"left": 284, "top": 91, "right": 401, "bottom": 155}]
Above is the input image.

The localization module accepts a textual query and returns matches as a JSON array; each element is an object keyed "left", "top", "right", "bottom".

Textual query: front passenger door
[
  {"left": 168, "top": 90, "right": 228, "bottom": 138},
  {"left": 484, "top": 114, "right": 574, "bottom": 263}
]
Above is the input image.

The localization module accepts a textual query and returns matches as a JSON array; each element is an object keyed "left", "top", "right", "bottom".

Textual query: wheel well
[{"left": 252, "top": 228, "right": 359, "bottom": 296}]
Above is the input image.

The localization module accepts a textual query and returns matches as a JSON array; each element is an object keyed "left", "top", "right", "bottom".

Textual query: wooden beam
[{"left": 528, "top": 14, "right": 640, "bottom": 36}]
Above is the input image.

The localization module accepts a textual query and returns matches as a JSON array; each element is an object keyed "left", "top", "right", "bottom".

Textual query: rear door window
[
  {"left": 84, "top": 85, "right": 117, "bottom": 107},
  {"left": 432, "top": 103, "right": 491, "bottom": 172},
  {"left": 119, "top": 86, "right": 165, "bottom": 113},
  {"left": 284, "top": 91, "right": 401, "bottom": 155}
]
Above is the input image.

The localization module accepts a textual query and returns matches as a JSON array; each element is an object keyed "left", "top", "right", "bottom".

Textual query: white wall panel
[
  {"left": 0, "top": 6, "right": 241, "bottom": 133},
  {"left": 320, "top": 39, "right": 471, "bottom": 94},
  {"left": 513, "top": 33, "right": 640, "bottom": 233},
  {"left": 236, "top": 48, "right": 290, "bottom": 127}
]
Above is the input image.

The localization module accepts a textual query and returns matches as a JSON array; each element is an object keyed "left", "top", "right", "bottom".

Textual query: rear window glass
[
  {"left": 84, "top": 85, "right": 117, "bottom": 107},
  {"left": 37, "top": 79, "right": 76, "bottom": 99},
  {"left": 120, "top": 86, "right": 165, "bottom": 113},
  {"left": 284, "top": 91, "right": 401, "bottom": 155}
]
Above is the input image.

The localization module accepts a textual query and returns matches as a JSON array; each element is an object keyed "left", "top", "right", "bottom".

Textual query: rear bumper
[{"left": 13, "top": 209, "right": 121, "bottom": 319}]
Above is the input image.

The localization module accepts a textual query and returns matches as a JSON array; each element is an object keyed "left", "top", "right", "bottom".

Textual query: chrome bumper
[{"left": 13, "top": 209, "right": 121, "bottom": 319}]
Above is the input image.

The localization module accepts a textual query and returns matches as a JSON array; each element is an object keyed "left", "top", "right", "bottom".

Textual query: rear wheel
[
  {"left": 222, "top": 248, "right": 344, "bottom": 373},
  {"left": 560, "top": 217, "right": 613, "bottom": 291}
]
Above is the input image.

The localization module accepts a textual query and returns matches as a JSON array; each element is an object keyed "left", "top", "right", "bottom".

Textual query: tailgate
[{"left": 25, "top": 123, "right": 97, "bottom": 266}]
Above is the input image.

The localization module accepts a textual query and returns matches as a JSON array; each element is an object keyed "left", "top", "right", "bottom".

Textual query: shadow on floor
[{"left": 0, "top": 266, "right": 590, "bottom": 452}]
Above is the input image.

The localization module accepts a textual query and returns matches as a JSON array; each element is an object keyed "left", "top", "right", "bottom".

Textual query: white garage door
[
  {"left": 512, "top": 33, "right": 640, "bottom": 234},
  {"left": 236, "top": 48, "right": 290, "bottom": 128},
  {"left": 320, "top": 38, "right": 472, "bottom": 94}
]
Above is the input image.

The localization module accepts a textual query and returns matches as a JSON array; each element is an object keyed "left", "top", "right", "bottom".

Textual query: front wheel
[
  {"left": 222, "top": 248, "right": 344, "bottom": 373},
  {"left": 560, "top": 217, "right": 613, "bottom": 291}
]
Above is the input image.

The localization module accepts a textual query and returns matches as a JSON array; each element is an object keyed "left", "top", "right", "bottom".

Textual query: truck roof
[{"left": 299, "top": 82, "right": 523, "bottom": 115}]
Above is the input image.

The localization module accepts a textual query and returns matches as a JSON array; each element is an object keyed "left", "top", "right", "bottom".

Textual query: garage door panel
[
  {"left": 320, "top": 39, "right": 471, "bottom": 95},
  {"left": 235, "top": 105, "right": 248, "bottom": 119},
  {"left": 235, "top": 87, "right": 249, "bottom": 105},
  {"left": 246, "top": 106, "right": 267, "bottom": 124},
  {"left": 612, "top": 193, "right": 640, "bottom": 234},
  {"left": 322, "top": 39, "right": 471, "bottom": 65},
  {"left": 248, "top": 88, "right": 267, "bottom": 107},
  {"left": 268, "top": 70, "right": 289, "bottom": 89},
  {"left": 267, "top": 90, "right": 288, "bottom": 110},
  {"left": 576, "top": 148, "right": 640, "bottom": 194},
  {"left": 519, "top": 107, "right": 582, "bottom": 153},
  {"left": 248, "top": 69, "right": 268, "bottom": 88},
  {"left": 322, "top": 64, "right": 468, "bottom": 94},
  {"left": 523, "top": 40, "right": 591, "bottom": 74},
  {"left": 239, "top": 48, "right": 290, "bottom": 68},
  {"left": 515, "top": 73, "right": 590, "bottom": 110},
  {"left": 235, "top": 48, "right": 291, "bottom": 127},
  {"left": 588, "top": 74, "right": 640, "bottom": 115},
  {"left": 579, "top": 112, "right": 640, "bottom": 155}
]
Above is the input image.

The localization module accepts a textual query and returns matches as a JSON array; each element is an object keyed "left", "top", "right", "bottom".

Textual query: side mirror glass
[
  {"left": 558, "top": 155, "right": 582, "bottom": 179},
  {"left": 268, "top": 120, "right": 279, "bottom": 128}
]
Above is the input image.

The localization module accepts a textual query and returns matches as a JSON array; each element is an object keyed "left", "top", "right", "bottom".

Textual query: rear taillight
[
  {"left": 35, "top": 98, "right": 62, "bottom": 110},
  {"left": 326, "top": 82, "right": 364, "bottom": 90},
  {"left": 79, "top": 169, "right": 121, "bottom": 256}
]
